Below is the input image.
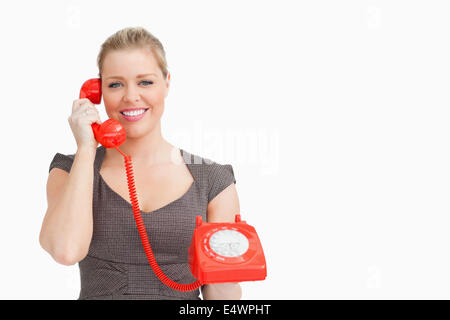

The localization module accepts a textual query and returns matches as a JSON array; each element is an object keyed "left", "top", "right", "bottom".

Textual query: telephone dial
[{"left": 79, "top": 78, "right": 267, "bottom": 291}]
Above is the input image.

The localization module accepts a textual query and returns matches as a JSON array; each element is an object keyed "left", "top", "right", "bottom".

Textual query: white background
[{"left": 0, "top": 0, "right": 449, "bottom": 299}]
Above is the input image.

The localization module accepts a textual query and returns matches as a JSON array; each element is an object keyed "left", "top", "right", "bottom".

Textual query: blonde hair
[{"left": 97, "top": 27, "right": 168, "bottom": 79}]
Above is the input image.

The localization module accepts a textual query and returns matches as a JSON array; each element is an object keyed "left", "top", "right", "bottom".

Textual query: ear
[{"left": 164, "top": 72, "right": 170, "bottom": 98}]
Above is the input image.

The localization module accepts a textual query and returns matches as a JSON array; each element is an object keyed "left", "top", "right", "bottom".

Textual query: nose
[{"left": 123, "top": 85, "right": 140, "bottom": 103}]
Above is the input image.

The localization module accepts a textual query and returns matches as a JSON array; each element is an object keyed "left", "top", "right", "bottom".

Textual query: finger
[
  {"left": 76, "top": 104, "right": 98, "bottom": 118},
  {"left": 83, "top": 108, "right": 101, "bottom": 121},
  {"left": 82, "top": 108, "right": 97, "bottom": 117},
  {"left": 80, "top": 101, "right": 95, "bottom": 111},
  {"left": 72, "top": 98, "right": 90, "bottom": 113},
  {"left": 82, "top": 112, "right": 95, "bottom": 121},
  {"left": 77, "top": 99, "right": 95, "bottom": 110}
]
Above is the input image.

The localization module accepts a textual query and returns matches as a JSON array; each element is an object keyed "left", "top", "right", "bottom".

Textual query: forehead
[{"left": 102, "top": 48, "right": 161, "bottom": 77}]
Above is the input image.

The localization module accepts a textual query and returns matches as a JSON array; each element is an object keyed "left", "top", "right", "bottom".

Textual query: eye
[
  {"left": 108, "top": 82, "right": 120, "bottom": 88},
  {"left": 108, "top": 80, "right": 153, "bottom": 88}
]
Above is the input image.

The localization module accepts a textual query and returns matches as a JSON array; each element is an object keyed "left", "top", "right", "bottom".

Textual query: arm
[
  {"left": 39, "top": 147, "right": 95, "bottom": 265},
  {"left": 201, "top": 183, "right": 242, "bottom": 300}
]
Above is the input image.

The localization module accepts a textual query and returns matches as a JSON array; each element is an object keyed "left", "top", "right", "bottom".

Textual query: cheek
[
  {"left": 102, "top": 95, "right": 121, "bottom": 115},
  {"left": 103, "top": 92, "right": 120, "bottom": 105},
  {"left": 148, "top": 105, "right": 164, "bottom": 121},
  {"left": 148, "top": 86, "right": 166, "bottom": 100}
]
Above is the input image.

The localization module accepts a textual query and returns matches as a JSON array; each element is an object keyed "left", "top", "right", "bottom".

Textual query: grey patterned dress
[{"left": 48, "top": 146, "right": 236, "bottom": 300}]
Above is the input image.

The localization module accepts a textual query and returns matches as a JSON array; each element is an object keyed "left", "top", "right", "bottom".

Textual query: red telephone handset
[
  {"left": 79, "top": 79, "right": 267, "bottom": 291},
  {"left": 79, "top": 78, "right": 127, "bottom": 149}
]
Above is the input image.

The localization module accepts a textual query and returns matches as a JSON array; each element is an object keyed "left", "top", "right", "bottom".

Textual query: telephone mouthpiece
[{"left": 91, "top": 119, "right": 126, "bottom": 148}]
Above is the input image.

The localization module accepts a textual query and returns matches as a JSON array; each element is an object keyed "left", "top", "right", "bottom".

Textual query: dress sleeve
[
  {"left": 48, "top": 153, "right": 75, "bottom": 173},
  {"left": 207, "top": 163, "right": 236, "bottom": 203}
]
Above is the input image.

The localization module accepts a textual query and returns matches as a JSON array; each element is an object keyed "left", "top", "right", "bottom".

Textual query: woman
[{"left": 39, "top": 27, "right": 241, "bottom": 300}]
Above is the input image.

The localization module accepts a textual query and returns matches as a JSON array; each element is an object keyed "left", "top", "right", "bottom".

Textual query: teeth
[{"left": 122, "top": 109, "right": 146, "bottom": 116}]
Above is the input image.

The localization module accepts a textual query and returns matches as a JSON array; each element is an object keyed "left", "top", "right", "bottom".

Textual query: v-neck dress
[{"left": 48, "top": 146, "right": 236, "bottom": 300}]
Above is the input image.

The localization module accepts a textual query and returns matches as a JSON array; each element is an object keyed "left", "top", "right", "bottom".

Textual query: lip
[
  {"left": 119, "top": 107, "right": 149, "bottom": 113},
  {"left": 120, "top": 108, "right": 150, "bottom": 122}
]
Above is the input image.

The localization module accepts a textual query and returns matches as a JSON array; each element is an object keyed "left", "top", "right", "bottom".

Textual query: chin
[{"left": 125, "top": 123, "right": 155, "bottom": 138}]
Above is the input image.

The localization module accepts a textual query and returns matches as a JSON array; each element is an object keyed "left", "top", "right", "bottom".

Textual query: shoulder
[
  {"left": 180, "top": 148, "right": 235, "bottom": 177},
  {"left": 180, "top": 148, "right": 237, "bottom": 204},
  {"left": 48, "top": 146, "right": 103, "bottom": 174},
  {"left": 49, "top": 151, "right": 76, "bottom": 173},
  {"left": 184, "top": 150, "right": 240, "bottom": 223}
]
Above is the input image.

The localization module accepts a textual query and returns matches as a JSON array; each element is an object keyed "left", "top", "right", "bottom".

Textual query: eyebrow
[{"left": 104, "top": 73, "right": 157, "bottom": 80}]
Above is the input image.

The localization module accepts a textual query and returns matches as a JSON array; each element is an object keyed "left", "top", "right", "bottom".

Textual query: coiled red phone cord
[{"left": 114, "top": 146, "right": 202, "bottom": 292}]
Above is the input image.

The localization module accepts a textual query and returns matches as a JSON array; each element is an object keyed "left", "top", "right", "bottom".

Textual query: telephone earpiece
[{"left": 79, "top": 78, "right": 126, "bottom": 148}]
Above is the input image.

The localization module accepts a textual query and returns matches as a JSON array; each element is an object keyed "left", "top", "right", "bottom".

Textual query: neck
[{"left": 105, "top": 124, "right": 174, "bottom": 167}]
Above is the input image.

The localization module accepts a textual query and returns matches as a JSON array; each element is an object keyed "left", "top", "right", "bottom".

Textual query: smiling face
[{"left": 100, "top": 48, "right": 170, "bottom": 138}]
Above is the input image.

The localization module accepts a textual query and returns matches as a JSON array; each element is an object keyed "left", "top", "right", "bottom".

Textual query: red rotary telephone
[{"left": 79, "top": 78, "right": 267, "bottom": 291}]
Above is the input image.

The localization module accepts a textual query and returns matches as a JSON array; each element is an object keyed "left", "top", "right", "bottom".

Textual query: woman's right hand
[{"left": 68, "top": 98, "right": 102, "bottom": 152}]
